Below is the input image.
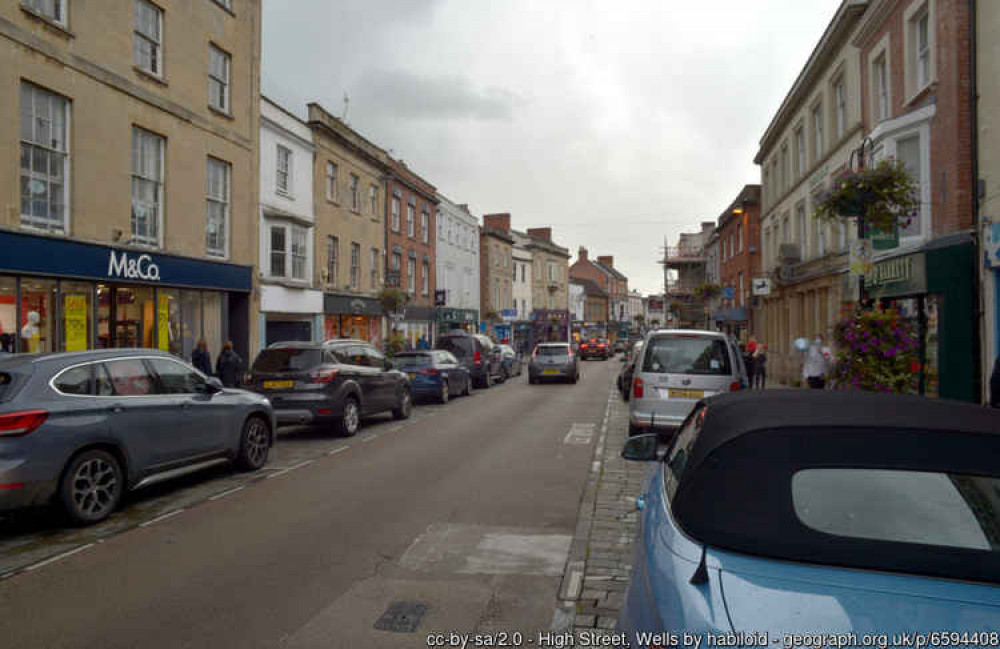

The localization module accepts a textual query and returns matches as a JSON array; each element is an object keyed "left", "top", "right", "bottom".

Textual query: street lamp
[{"left": 848, "top": 137, "right": 876, "bottom": 307}]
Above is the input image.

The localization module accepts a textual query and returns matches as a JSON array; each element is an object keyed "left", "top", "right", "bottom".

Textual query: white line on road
[
  {"left": 327, "top": 446, "right": 350, "bottom": 456},
  {"left": 288, "top": 459, "right": 314, "bottom": 471},
  {"left": 267, "top": 469, "right": 291, "bottom": 479},
  {"left": 209, "top": 486, "right": 245, "bottom": 501},
  {"left": 139, "top": 509, "right": 184, "bottom": 528},
  {"left": 361, "top": 434, "right": 377, "bottom": 443},
  {"left": 24, "top": 543, "right": 95, "bottom": 571}
]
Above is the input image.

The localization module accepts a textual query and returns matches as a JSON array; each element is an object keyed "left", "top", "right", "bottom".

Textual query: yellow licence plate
[
  {"left": 543, "top": 369, "right": 560, "bottom": 374},
  {"left": 669, "top": 389, "right": 704, "bottom": 399},
  {"left": 263, "top": 380, "right": 294, "bottom": 389},
  {"left": 408, "top": 373, "right": 416, "bottom": 380}
]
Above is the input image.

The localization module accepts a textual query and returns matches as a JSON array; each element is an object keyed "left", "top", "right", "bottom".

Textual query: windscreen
[
  {"left": 393, "top": 353, "right": 433, "bottom": 368},
  {"left": 253, "top": 348, "right": 323, "bottom": 373},
  {"left": 437, "top": 337, "right": 473, "bottom": 359},
  {"left": 536, "top": 346, "right": 569, "bottom": 357},
  {"left": 642, "top": 336, "right": 730, "bottom": 375}
]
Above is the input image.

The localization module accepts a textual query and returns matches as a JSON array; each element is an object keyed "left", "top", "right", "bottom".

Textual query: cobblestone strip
[{"left": 553, "top": 374, "right": 650, "bottom": 638}]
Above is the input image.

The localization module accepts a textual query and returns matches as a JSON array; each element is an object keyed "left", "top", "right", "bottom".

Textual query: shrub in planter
[{"left": 832, "top": 306, "right": 920, "bottom": 393}]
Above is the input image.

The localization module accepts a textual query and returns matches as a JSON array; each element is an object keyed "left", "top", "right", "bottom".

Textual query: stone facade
[
  {"left": 525, "top": 227, "right": 571, "bottom": 313},
  {"left": 480, "top": 214, "right": 514, "bottom": 318},
  {"left": 435, "top": 196, "right": 480, "bottom": 320}
]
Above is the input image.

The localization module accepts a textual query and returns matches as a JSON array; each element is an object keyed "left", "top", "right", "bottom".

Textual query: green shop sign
[
  {"left": 864, "top": 252, "right": 926, "bottom": 298},
  {"left": 869, "top": 223, "right": 900, "bottom": 251}
]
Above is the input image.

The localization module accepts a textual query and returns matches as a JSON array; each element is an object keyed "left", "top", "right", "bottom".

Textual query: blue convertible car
[{"left": 619, "top": 390, "right": 1000, "bottom": 647}]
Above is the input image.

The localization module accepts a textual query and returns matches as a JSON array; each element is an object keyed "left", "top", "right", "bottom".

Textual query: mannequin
[{"left": 21, "top": 311, "right": 41, "bottom": 353}]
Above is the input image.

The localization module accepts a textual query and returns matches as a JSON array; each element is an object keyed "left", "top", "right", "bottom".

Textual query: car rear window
[
  {"left": 642, "top": 336, "right": 731, "bottom": 375},
  {"left": 0, "top": 371, "right": 25, "bottom": 402},
  {"left": 438, "top": 337, "right": 473, "bottom": 358},
  {"left": 393, "top": 353, "right": 432, "bottom": 367},
  {"left": 536, "top": 346, "right": 569, "bottom": 357},
  {"left": 253, "top": 348, "right": 324, "bottom": 373}
]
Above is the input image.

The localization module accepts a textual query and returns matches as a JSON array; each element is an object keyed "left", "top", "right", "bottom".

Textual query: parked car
[
  {"left": 247, "top": 339, "right": 411, "bottom": 436},
  {"left": 391, "top": 351, "right": 471, "bottom": 403},
  {"left": 613, "top": 339, "right": 628, "bottom": 354},
  {"left": 628, "top": 329, "right": 746, "bottom": 438},
  {"left": 619, "top": 390, "right": 1000, "bottom": 646},
  {"left": 617, "top": 340, "right": 644, "bottom": 401},
  {"left": 578, "top": 338, "right": 610, "bottom": 361},
  {"left": 528, "top": 343, "right": 580, "bottom": 384},
  {"left": 435, "top": 331, "right": 505, "bottom": 388},
  {"left": 0, "top": 349, "right": 274, "bottom": 525},
  {"left": 498, "top": 344, "right": 523, "bottom": 379}
]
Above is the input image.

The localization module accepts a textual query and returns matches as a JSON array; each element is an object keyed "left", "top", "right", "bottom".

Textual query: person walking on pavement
[
  {"left": 416, "top": 335, "right": 430, "bottom": 350},
  {"left": 743, "top": 338, "right": 757, "bottom": 388},
  {"left": 990, "top": 354, "right": 1000, "bottom": 408},
  {"left": 216, "top": 341, "right": 243, "bottom": 388},
  {"left": 753, "top": 344, "right": 768, "bottom": 389},
  {"left": 191, "top": 338, "right": 212, "bottom": 376},
  {"left": 803, "top": 335, "right": 830, "bottom": 390}
]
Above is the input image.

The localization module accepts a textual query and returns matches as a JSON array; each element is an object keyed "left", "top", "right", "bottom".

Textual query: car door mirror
[
  {"left": 384, "top": 358, "right": 394, "bottom": 371},
  {"left": 622, "top": 434, "right": 660, "bottom": 462},
  {"left": 204, "top": 376, "right": 224, "bottom": 393}
]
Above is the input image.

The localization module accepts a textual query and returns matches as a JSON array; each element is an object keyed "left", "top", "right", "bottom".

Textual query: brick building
[{"left": 715, "top": 185, "right": 762, "bottom": 341}]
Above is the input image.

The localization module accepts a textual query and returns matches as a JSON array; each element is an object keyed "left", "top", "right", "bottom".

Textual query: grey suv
[
  {"left": 0, "top": 349, "right": 274, "bottom": 525},
  {"left": 435, "top": 332, "right": 505, "bottom": 388},
  {"left": 247, "top": 340, "right": 412, "bottom": 436}
]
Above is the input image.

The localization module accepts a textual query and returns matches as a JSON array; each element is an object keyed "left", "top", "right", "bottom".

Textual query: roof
[
  {"left": 594, "top": 261, "right": 627, "bottom": 282},
  {"left": 575, "top": 278, "right": 608, "bottom": 298}
]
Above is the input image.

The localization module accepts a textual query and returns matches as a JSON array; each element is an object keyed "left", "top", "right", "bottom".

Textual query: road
[{"left": 0, "top": 358, "right": 620, "bottom": 648}]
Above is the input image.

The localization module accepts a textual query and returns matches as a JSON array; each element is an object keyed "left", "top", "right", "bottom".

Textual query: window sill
[
  {"left": 206, "top": 251, "right": 229, "bottom": 261},
  {"left": 903, "top": 81, "right": 937, "bottom": 110},
  {"left": 326, "top": 198, "right": 340, "bottom": 206},
  {"left": 20, "top": 5, "right": 73, "bottom": 37},
  {"left": 134, "top": 66, "right": 168, "bottom": 86},
  {"left": 276, "top": 190, "right": 294, "bottom": 201},
  {"left": 208, "top": 105, "right": 234, "bottom": 120},
  {"left": 211, "top": 0, "right": 236, "bottom": 17}
]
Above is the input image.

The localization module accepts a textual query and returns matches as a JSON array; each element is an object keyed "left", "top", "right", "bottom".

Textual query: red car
[{"left": 578, "top": 338, "right": 610, "bottom": 360}]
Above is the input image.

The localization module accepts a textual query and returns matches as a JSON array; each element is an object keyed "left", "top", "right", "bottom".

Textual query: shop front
[
  {"left": 324, "top": 294, "right": 384, "bottom": 346},
  {"left": 398, "top": 305, "right": 435, "bottom": 349},
  {"left": 861, "top": 234, "right": 977, "bottom": 402},
  {"left": 531, "top": 309, "right": 570, "bottom": 343},
  {"left": 0, "top": 230, "right": 252, "bottom": 362},
  {"left": 436, "top": 307, "right": 478, "bottom": 335},
  {"left": 261, "top": 284, "right": 323, "bottom": 347}
]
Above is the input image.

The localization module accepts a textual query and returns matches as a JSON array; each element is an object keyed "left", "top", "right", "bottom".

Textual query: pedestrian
[
  {"left": 743, "top": 340, "right": 756, "bottom": 387},
  {"left": 990, "top": 355, "right": 1000, "bottom": 408},
  {"left": 416, "top": 335, "right": 430, "bottom": 350},
  {"left": 191, "top": 338, "right": 212, "bottom": 376},
  {"left": 754, "top": 344, "right": 768, "bottom": 389},
  {"left": 215, "top": 340, "right": 244, "bottom": 388},
  {"left": 803, "top": 335, "right": 829, "bottom": 390}
]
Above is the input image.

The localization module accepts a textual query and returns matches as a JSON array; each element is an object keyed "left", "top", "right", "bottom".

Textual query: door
[
  {"left": 147, "top": 357, "right": 229, "bottom": 456},
  {"left": 100, "top": 358, "right": 189, "bottom": 470},
  {"left": 364, "top": 346, "right": 397, "bottom": 410}
]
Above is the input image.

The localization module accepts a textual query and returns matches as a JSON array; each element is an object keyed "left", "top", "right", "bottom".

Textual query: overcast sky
[{"left": 262, "top": 0, "right": 842, "bottom": 295}]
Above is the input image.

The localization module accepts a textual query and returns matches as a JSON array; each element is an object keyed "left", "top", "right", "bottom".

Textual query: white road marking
[
  {"left": 24, "top": 543, "right": 95, "bottom": 571},
  {"left": 563, "top": 422, "right": 596, "bottom": 445},
  {"left": 139, "top": 509, "right": 184, "bottom": 528},
  {"left": 267, "top": 469, "right": 291, "bottom": 479},
  {"left": 361, "top": 434, "right": 377, "bottom": 443},
  {"left": 288, "top": 459, "right": 314, "bottom": 471},
  {"left": 327, "top": 446, "right": 349, "bottom": 456},
  {"left": 209, "top": 486, "right": 245, "bottom": 501}
]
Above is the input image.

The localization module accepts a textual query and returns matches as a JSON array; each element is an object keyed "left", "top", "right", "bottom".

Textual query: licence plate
[
  {"left": 263, "top": 380, "right": 294, "bottom": 390},
  {"left": 408, "top": 373, "right": 416, "bottom": 380},
  {"left": 668, "top": 389, "right": 704, "bottom": 399},
  {"left": 543, "top": 369, "right": 560, "bottom": 374}
]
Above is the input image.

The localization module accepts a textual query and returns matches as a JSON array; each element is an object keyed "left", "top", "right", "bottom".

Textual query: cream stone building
[
  {"left": 978, "top": 0, "right": 1000, "bottom": 400},
  {"left": 306, "top": 103, "right": 388, "bottom": 346},
  {"left": 0, "top": 0, "right": 261, "bottom": 361}
]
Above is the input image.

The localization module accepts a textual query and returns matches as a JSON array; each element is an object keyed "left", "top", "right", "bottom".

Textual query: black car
[
  {"left": 247, "top": 340, "right": 411, "bottom": 436},
  {"left": 578, "top": 337, "right": 610, "bottom": 360},
  {"left": 435, "top": 331, "right": 505, "bottom": 388}
]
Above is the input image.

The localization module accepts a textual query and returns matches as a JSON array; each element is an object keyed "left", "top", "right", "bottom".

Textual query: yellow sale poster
[
  {"left": 63, "top": 295, "right": 88, "bottom": 352},
  {"left": 158, "top": 295, "right": 170, "bottom": 351}
]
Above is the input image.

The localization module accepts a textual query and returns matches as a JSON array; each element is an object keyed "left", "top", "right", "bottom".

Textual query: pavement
[{"left": 0, "top": 357, "right": 622, "bottom": 648}]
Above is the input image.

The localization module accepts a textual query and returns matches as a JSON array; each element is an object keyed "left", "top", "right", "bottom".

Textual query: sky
[{"left": 262, "top": 0, "right": 843, "bottom": 295}]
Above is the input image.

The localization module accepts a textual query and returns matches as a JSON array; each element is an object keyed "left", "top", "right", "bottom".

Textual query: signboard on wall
[
  {"left": 63, "top": 294, "right": 88, "bottom": 352},
  {"left": 751, "top": 277, "right": 771, "bottom": 296},
  {"left": 849, "top": 240, "right": 873, "bottom": 277}
]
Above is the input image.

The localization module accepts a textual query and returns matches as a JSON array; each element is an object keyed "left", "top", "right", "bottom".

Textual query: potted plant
[
  {"left": 831, "top": 305, "right": 921, "bottom": 393},
  {"left": 813, "top": 159, "right": 920, "bottom": 236},
  {"left": 693, "top": 283, "right": 721, "bottom": 300}
]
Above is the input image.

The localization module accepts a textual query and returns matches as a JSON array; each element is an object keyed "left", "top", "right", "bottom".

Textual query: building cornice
[
  {"left": 307, "top": 103, "right": 389, "bottom": 173},
  {"left": 851, "top": 0, "right": 897, "bottom": 48}
]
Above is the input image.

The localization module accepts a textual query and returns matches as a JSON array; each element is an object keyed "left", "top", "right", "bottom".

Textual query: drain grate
[{"left": 374, "top": 601, "right": 429, "bottom": 633}]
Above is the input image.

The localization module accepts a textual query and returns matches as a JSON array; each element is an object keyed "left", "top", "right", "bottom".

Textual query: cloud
[{"left": 351, "top": 68, "right": 519, "bottom": 122}]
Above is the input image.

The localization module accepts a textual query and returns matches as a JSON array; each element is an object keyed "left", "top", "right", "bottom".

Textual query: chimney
[
  {"left": 597, "top": 255, "right": 614, "bottom": 268},
  {"left": 527, "top": 227, "right": 552, "bottom": 242},
  {"left": 458, "top": 203, "right": 471, "bottom": 214},
  {"left": 482, "top": 213, "right": 511, "bottom": 232},
  {"left": 578, "top": 247, "right": 589, "bottom": 261}
]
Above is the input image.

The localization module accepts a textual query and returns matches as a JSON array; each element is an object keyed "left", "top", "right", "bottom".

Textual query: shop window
[
  {"left": 181, "top": 290, "right": 202, "bottom": 360},
  {"left": 20, "top": 277, "right": 56, "bottom": 353},
  {"left": 111, "top": 285, "right": 155, "bottom": 348},
  {"left": 202, "top": 292, "right": 222, "bottom": 361},
  {"left": 60, "top": 281, "right": 93, "bottom": 352},
  {"left": 160, "top": 288, "right": 182, "bottom": 357},
  {"left": 0, "top": 277, "right": 16, "bottom": 353},
  {"left": 20, "top": 82, "right": 69, "bottom": 233}
]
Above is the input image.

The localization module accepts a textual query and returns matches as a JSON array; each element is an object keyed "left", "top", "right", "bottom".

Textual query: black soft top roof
[{"left": 670, "top": 390, "right": 1000, "bottom": 584}]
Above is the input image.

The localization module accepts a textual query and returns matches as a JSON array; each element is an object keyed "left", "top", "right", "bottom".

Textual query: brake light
[
  {"left": 581, "top": 344, "right": 588, "bottom": 349},
  {"left": 729, "top": 381, "right": 741, "bottom": 392},
  {"left": 632, "top": 377, "right": 644, "bottom": 399},
  {"left": 0, "top": 410, "right": 48, "bottom": 437},
  {"left": 474, "top": 351, "right": 482, "bottom": 366},
  {"left": 420, "top": 368, "right": 439, "bottom": 375},
  {"left": 310, "top": 369, "right": 339, "bottom": 383}
]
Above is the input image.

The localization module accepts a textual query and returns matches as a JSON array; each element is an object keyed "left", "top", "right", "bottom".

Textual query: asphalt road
[{"left": 0, "top": 357, "right": 620, "bottom": 648}]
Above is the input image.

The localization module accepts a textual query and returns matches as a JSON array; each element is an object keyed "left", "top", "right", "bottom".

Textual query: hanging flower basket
[
  {"left": 813, "top": 159, "right": 920, "bottom": 235},
  {"left": 831, "top": 306, "right": 920, "bottom": 393},
  {"left": 693, "top": 283, "right": 721, "bottom": 300}
]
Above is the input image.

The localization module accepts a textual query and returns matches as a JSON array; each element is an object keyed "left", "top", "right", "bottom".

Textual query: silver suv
[{"left": 628, "top": 329, "right": 746, "bottom": 438}]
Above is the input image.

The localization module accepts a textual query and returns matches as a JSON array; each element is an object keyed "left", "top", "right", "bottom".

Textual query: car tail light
[
  {"left": 730, "top": 381, "right": 741, "bottom": 392},
  {"left": 474, "top": 351, "right": 482, "bottom": 366},
  {"left": 581, "top": 343, "right": 589, "bottom": 349},
  {"left": 0, "top": 410, "right": 48, "bottom": 437},
  {"left": 420, "top": 368, "right": 439, "bottom": 375},
  {"left": 310, "top": 369, "right": 339, "bottom": 383},
  {"left": 632, "top": 377, "right": 644, "bottom": 399},
  {"left": 243, "top": 372, "right": 253, "bottom": 385},
  {"left": 316, "top": 408, "right": 332, "bottom": 415}
]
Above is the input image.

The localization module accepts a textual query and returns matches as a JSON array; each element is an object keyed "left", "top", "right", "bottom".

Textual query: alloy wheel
[
  {"left": 71, "top": 457, "right": 119, "bottom": 519},
  {"left": 343, "top": 401, "right": 360, "bottom": 435},
  {"left": 243, "top": 419, "right": 269, "bottom": 468}
]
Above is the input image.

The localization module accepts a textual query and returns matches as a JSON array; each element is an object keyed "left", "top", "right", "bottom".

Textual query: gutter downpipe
[{"left": 970, "top": 0, "right": 985, "bottom": 403}]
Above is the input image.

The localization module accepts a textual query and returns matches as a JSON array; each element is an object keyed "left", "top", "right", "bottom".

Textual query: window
[
  {"left": 326, "top": 162, "right": 337, "bottom": 202},
  {"left": 642, "top": 336, "right": 731, "bottom": 375},
  {"left": 326, "top": 235, "right": 339, "bottom": 286},
  {"left": 270, "top": 224, "right": 307, "bottom": 280},
  {"left": 350, "top": 173, "right": 359, "bottom": 211},
  {"left": 494, "top": 244, "right": 500, "bottom": 267},
  {"left": 104, "top": 359, "right": 155, "bottom": 396},
  {"left": 916, "top": 11, "right": 930, "bottom": 89},
  {"left": 782, "top": 215, "right": 790, "bottom": 244},
  {"left": 493, "top": 278, "right": 500, "bottom": 308},
  {"left": 370, "top": 248, "right": 379, "bottom": 289},
  {"left": 422, "top": 260, "right": 429, "bottom": 296},
  {"left": 131, "top": 127, "right": 163, "bottom": 246},
  {"left": 421, "top": 211, "right": 429, "bottom": 243},
  {"left": 270, "top": 226, "right": 286, "bottom": 277},
  {"left": 24, "top": 0, "right": 66, "bottom": 24},
  {"left": 504, "top": 249, "right": 509, "bottom": 268},
  {"left": 796, "top": 203, "right": 807, "bottom": 257},
  {"left": 212, "top": 0, "right": 232, "bottom": 10},
  {"left": 738, "top": 273, "right": 744, "bottom": 307},
  {"left": 812, "top": 103, "right": 824, "bottom": 161},
  {"left": 737, "top": 224, "right": 743, "bottom": 253},
  {"left": 148, "top": 358, "right": 205, "bottom": 394},
  {"left": 291, "top": 227, "right": 307, "bottom": 280},
  {"left": 205, "top": 157, "right": 230, "bottom": 257},
  {"left": 407, "top": 203, "right": 415, "bottom": 237},
  {"left": 780, "top": 145, "right": 789, "bottom": 192},
  {"left": 391, "top": 251, "right": 401, "bottom": 279},
  {"left": 350, "top": 242, "right": 360, "bottom": 289},
  {"left": 874, "top": 55, "right": 889, "bottom": 121},
  {"left": 834, "top": 79, "right": 846, "bottom": 140},
  {"left": 897, "top": 135, "right": 922, "bottom": 238},
  {"left": 133, "top": 0, "right": 163, "bottom": 77},
  {"left": 391, "top": 196, "right": 400, "bottom": 231},
  {"left": 208, "top": 45, "right": 230, "bottom": 113},
  {"left": 795, "top": 128, "right": 806, "bottom": 178},
  {"left": 20, "top": 82, "right": 69, "bottom": 232},
  {"left": 407, "top": 257, "right": 416, "bottom": 294},
  {"left": 369, "top": 184, "right": 378, "bottom": 216},
  {"left": 276, "top": 145, "right": 291, "bottom": 195}
]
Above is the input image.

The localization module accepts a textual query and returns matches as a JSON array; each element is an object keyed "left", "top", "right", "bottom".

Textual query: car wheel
[
  {"left": 338, "top": 397, "right": 360, "bottom": 437},
  {"left": 501, "top": 366, "right": 509, "bottom": 383},
  {"left": 59, "top": 449, "right": 124, "bottom": 526},
  {"left": 393, "top": 388, "right": 412, "bottom": 420},
  {"left": 236, "top": 416, "right": 271, "bottom": 471},
  {"left": 528, "top": 376, "right": 536, "bottom": 385},
  {"left": 463, "top": 377, "right": 472, "bottom": 396},
  {"left": 439, "top": 381, "right": 450, "bottom": 404},
  {"left": 484, "top": 369, "right": 493, "bottom": 389}
]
